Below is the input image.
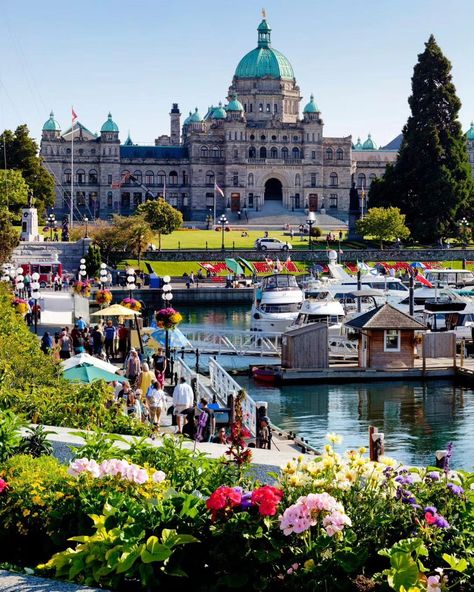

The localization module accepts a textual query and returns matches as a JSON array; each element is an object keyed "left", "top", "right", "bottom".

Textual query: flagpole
[
  {"left": 70, "top": 108, "right": 74, "bottom": 228},
  {"left": 163, "top": 177, "right": 166, "bottom": 201},
  {"left": 213, "top": 185, "right": 216, "bottom": 227}
]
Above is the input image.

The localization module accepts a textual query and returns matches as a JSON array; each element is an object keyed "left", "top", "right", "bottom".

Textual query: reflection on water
[
  {"left": 237, "top": 377, "right": 474, "bottom": 470},
  {"left": 178, "top": 306, "right": 474, "bottom": 469}
]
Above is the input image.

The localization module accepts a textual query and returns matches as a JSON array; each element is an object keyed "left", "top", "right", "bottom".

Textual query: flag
[
  {"left": 417, "top": 274, "right": 433, "bottom": 288},
  {"left": 214, "top": 181, "right": 224, "bottom": 197},
  {"left": 264, "top": 257, "right": 273, "bottom": 268},
  {"left": 72, "top": 107, "right": 78, "bottom": 122},
  {"left": 276, "top": 258, "right": 283, "bottom": 272}
]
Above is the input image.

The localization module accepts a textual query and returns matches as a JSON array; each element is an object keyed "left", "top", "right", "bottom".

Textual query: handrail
[{"left": 174, "top": 358, "right": 214, "bottom": 402}]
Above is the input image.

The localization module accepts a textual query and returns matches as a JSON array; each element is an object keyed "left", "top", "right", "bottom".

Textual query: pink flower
[
  {"left": 68, "top": 458, "right": 99, "bottom": 477},
  {"left": 152, "top": 470, "right": 166, "bottom": 483},
  {"left": 0, "top": 478, "right": 9, "bottom": 493},
  {"left": 427, "top": 575, "right": 442, "bottom": 592}
]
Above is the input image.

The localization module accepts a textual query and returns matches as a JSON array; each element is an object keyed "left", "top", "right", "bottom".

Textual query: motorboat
[
  {"left": 422, "top": 298, "right": 474, "bottom": 340},
  {"left": 290, "top": 291, "right": 346, "bottom": 335},
  {"left": 424, "top": 268, "right": 474, "bottom": 288},
  {"left": 250, "top": 273, "right": 304, "bottom": 333}
]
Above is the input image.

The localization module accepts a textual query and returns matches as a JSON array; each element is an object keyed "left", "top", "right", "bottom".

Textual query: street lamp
[
  {"left": 84, "top": 217, "right": 89, "bottom": 238},
  {"left": 13, "top": 266, "right": 25, "bottom": 297},
  {"left": 290, "top": 195, "right": 295, "bottom": 212},
  {"left": 47, "top": 213, "right": 56, "bottom": 241},
  {"left": 31, "top": 272, "right": 40, "bottom": 334},
  {"left": 459, "top": 217, "right": 470, "bottom": 247},
  {"left": 79, "top": 258, "right": 87, "bottom": 281},
  {"left": 255, "top": 195, "right": 260, "bottom": 212},
  {"left": 161, "top": 275, "right": 173, "bottom": 377},
  {"left": 99, "top": 263, "right": 108, "bottom": 289},
  {"left": 126, "top": 267, "right": 136, "bottom": 299},
  {"left": 218, "top": 213, "right": 228, "bottom": 250},
  {"left": 306, "top": 212, "right": 316, "bottom": 250}
]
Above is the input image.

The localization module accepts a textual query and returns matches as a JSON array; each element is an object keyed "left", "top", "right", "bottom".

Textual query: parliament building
[{"left": 40, "top": 16, "right": 474, "bottom": 222}]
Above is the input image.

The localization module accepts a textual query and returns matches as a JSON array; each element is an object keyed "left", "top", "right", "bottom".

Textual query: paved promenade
[{"left": 0, "top": 571, "right": 107, "bottom": 592}]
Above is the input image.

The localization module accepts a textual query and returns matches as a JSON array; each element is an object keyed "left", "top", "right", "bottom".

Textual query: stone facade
[{"left": 39, "top": 18, "right": 474, "bottom": 223}]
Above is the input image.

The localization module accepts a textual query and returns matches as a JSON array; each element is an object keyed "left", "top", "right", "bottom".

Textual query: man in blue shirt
[
  {"left": 104, "top": 320, "right": 117, "bottom": 360},
  {"left": 76, "top": 316, "right": 87, "bottom": 331}
]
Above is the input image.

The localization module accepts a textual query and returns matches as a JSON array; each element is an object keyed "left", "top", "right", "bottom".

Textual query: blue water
[{"left": 178, "top": 305, "right": 474, "bottom": 470}]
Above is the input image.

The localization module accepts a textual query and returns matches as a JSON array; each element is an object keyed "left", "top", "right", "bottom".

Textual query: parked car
[{"left": 254, "top": 238, "right": 292, "bottom": 251}]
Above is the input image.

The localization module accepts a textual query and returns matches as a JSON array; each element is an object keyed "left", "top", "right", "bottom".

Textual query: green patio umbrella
[
  {"left": 63, "top": 365, "right": 126, "bottom": 384},
  {"left": 237, "top": 257, "right": 256, "bottom": 274},
  {"left": 225, "top": 258, "right": 244, "bottom": 275}
]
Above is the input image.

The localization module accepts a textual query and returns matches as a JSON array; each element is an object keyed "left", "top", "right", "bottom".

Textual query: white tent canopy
[{"left": 60, "top": 353, "right": 120, "bottom": 374}]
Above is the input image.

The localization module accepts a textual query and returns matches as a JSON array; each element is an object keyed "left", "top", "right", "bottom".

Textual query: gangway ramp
[{"left": 180, "top": 328, "right": 280, "bottom": 356}]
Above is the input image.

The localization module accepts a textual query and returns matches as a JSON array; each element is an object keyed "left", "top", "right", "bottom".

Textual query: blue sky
[{"left": 1, "top": 0, "right": 473, "bottom": 147}]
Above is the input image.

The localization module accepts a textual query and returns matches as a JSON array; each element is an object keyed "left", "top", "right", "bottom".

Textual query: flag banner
[
  {"left": 214, "top": 181, "right": 225, "bottom": 197},
  {"left": 264, "top": 257, "right": 273, "bottom": 267},
  {"left": 111, "top": 182, "right": 121, "bottom": 189},
  {"left": 72, "top": 108, "right": 78, "bottom": 122}
]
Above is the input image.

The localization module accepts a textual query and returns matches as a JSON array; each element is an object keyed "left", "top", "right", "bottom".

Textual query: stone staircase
[{"left": 12, "top": 239, "right": 92, "bottom": 274}]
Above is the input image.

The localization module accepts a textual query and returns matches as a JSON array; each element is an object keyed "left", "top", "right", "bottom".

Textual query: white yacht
[
  {"left": 291, "top": 291, "right": 346, "bottom": 335},
  {"left": 251, "top": 274, "right": 304, "bottom": 333},
  {"left": 424, "top": 268, "right": 474, "bottom": 288}
]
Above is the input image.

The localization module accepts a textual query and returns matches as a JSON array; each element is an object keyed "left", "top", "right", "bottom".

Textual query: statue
[
  {"left": 61, "top": 216, "right": 70, "bottom": 242},
  {"left": 348, "top": 182, "right": 362, "bottom": 240},
  {"left": 28, "top": 189, "right": 34, "bottom": 208}
]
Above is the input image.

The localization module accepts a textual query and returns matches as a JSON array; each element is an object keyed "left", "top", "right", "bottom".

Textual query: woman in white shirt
[{"left": 146, "top": 380, "right": 167, "bottom": 427}]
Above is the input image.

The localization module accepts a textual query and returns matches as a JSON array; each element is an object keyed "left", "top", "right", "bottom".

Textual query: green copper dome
[
  {"left": 227, "top": 93, "right": 243, "bottom": 112},
  {"left": 353, "top": 137, "right": 363, "bottom": 151},
  {"left": 234, "top": 18, "right": 294, "bottom": 80},
  {"left": 183, "top": 111, "right": 193, "bottom": 125},
  {"left": 101, "top": 112, "right": 119, "bottom": 133},
  {"left": 123, "top": 131, "right": 134, "bottom": 146},
  {"left": 362, "top": 133, "right": 377, "bottom": 150},
  {"left": 189, "top": 108, "right": 202, "bottom": 123},
  {"left": 466, "top": 122, "right": 474, "bottom": 141},
  {"left": 43, "top": 111, "right": 61, "bottom": 132},
  {"left": 303, "top": 94, "right": 319, "bottom": 113},
  {"left": 212, "top": 102, "right": 227, "bottom": 119}
]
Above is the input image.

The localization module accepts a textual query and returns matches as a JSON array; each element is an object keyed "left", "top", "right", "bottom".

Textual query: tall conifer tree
[{"left": 369, "top": 35, "right": 474, "bottom": 243}]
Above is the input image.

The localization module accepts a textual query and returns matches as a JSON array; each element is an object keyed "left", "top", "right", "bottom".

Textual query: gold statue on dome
[{"left": 262, "top": 8, "right": 266, "bottom": 19}]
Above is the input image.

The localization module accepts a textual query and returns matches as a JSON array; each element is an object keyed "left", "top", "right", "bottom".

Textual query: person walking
[
  {"left": 104, "top": 320, "right": 116, "bottom": 360},
  {"left": 92, "top": 325, "right": 103, "bottom": 356},
  {"left": 172, "top": 377, "right": 194, "bottom": 434},
  {"left": 195, "top": 397, "right": 215, "bottom": 442},
  {"left": 40, "top": 331, "right": 53, "bottom": 354},
  {"left": 211, "top": 428, "right": 229, "bottom": 445},
  {"left": 125, "top": 348, "right": 142, "bottom": 387},
  {"left": 137, "top": 362, "right": 155, "bottom": 395},
  {"left": 58, "top": 331, "right": 73, "bottom": 360},
  {"left": 117, "top": 324, "right": 129, "bottom": 361},
  {"left": 152, "top": 348, "right": 167, "bottom": 385},
  {"left": 145, "top": 380, "right": 167, "bottom": 428}
]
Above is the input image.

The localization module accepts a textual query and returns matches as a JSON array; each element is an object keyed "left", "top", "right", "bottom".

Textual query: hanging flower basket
[
  {"left": 96, "top": 289, "right": 113, "bottom": 305},
  {"left": 121, "top": 297, "right": 142, "bottom": 312},
  {"left": 73, "top": 281, "right": 91, "bottom": 298},
  {"left": 155, "top": 307, "right": 183, "bottom": 330},
  {"left": 12, "top": 297, "right": 28, "bottom": 315}
]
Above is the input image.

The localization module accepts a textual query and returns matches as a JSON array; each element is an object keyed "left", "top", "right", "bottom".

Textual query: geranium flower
[
  {"left": 251, "top": 485, "right": 283, "bottom": 516},
  {"left": 206, "top": 486, "right": 242, "bottom": 519},
  {"left": 0, "top": 478, "right": 9, "bottom": 493}
]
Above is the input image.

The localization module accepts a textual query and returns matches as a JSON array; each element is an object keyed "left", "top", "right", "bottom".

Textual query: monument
[
  {"left": 20, "top": 191, "right": 43, "bottom": 242},
  {"left": 348, "top": 182, "right": 361, "bottom": 240}
]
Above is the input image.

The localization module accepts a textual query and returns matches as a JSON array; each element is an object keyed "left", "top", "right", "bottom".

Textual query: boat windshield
[
  {"left": 262, "top": 275, "right": 299, "bottom": 290},
  {"left": 260, "top": 303, "right": 301, "bottom": 313}
]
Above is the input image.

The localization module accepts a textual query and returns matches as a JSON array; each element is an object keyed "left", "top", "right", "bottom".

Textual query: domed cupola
[
  {"left": 183, "top": 111, "right": 193, "bottom": 126},
  {"left": 212, "top": 102, "right": 227, "bottom": 120},
  {"left": 227, "top": 94, "right": 244, "bottom": 112},
  {"left": 303, "top": 94, "right": 320, "bottom": 122},
  {"left": 123, "top": 131, "right": 134, "bottom": 146},
  {"left": 362, "top": 133, "right": 377, "bottom": 150},
  {"left": 42, "top": 111, "right": 61, "bottom": 139},
  {"left": 101, "top": 112, "right": 119, "bottom": 133},
  {"left": 353, "top": 137, "right": 363, "bottom": 151},
  {"left": 189, "top": 108, "right": 202, "bottom": 123},
  {"left": 234, "top": 17, "right": 295, "bottom": 80},
  {"left": 466, "top": 122, "right": 474, "bottom": 141}
]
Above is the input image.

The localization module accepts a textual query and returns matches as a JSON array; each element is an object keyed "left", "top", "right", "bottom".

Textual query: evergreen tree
[
  {"left": 369, "top": 35, "right": 474, "bottom": 243},
  {"left": 85, "top": 244, "right": 102, "bottom": 278},
  {"left": 0, "top": 208, "right": 19, "bottom": 267},
  {"left": 0, "top": 125, "right": 55, "bottom": 217}
]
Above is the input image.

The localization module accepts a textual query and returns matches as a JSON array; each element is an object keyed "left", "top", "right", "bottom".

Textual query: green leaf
[
  {"left": 443, "top": 554, "right": 468, "bottom": 572},
  {"left": 116, "top": 548, "right": 141, "bottom": 574},
  {"left": 141, "top": 545, "right": 172, "bottom": 563}
]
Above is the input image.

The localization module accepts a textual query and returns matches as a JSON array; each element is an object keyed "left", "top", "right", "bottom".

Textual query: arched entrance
[{"left": 264, "top": 178, "right": 283, "bottom": 201}]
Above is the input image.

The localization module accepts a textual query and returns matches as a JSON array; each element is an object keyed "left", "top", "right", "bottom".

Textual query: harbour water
[{"left": 179, "top": 305, "right": 474, "bottom": 470}]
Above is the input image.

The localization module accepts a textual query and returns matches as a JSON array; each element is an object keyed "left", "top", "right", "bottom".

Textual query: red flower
[
  {"left": 251, "top": 485, "right": 283, "bottom": 516},
  {"left": 206, "top": 486, "right": 242, "bottom": 519},
  {"left": 0, "top": 478, "right": 9, "bottom": 493}
]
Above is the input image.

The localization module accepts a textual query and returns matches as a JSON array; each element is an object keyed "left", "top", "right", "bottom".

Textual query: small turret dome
[
  {"left": 227, "top": 93, "right": 244, "bottom": 112},
  {"left": 123, "top": 131, "right": 134, "bottom": 146},
  {"left": 353, "top": 137, "right": 363, "bottom": 151},
  {"left": 183, "top": 111, "right": 193, "bottom": 125},
  {"left": 212, "top": 102, "right": 227, "bottom": 119},
  {"left": 42, "top": 111, "right": 61, "bottom": 132},
  {"left": 303, "top": 94, "right": 319, "bottom": 114},
  {"left": 189, "top": 108, "right": 202, "bottom": 123},
  {"left": 100, "top": 112, "right": 119, "bottom": 133},
  {"left": 466, "top": 122, "right": 474, "bottom": 141},
  {"left": 362, "top": 133, "right": 377, "bottom": 150}
]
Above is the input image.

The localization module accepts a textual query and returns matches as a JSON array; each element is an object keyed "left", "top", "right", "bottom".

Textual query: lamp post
[
  {"left": 78, "top": 258, "right": 87, "bottom": 281},
  {"left": 126, "top": 267, "right": 136, "bottom": 300},
  {"left": 161, "top": 275, "right": 173, "bottom": 377},
  {"left": 255, "top": 195, "right": 260, "bottom": 212},
  {"left": 31, "top": 272, "right": 40, "bottom": 334},
  {"left": 306, "top": 212, "right": 316, "bottom": 250},
  {"left": 84, "top": 217, "right": 89, "bottom": 238},
  {"left": 459, "top": 217, "right": 470, "bottom": 247},
  {"left": 47, "top": 213, "right": 56, "bottom": 241},
  {"left": 99, "top": 263, "right": 108, "bottom": 289},
  {"left": 13, "top": 266, "right": 25, "bottom": 297},
  {"left": 218, "top": 213, "right": 228, "bottom": 250},
  {"left": 290, "top": 195, "right": 295, "bottom": 212}
]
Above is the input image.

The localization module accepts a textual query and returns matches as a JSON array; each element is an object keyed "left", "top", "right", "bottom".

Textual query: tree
[
  {"left": 369, "top": 35, "right": 474, "bottom": 243},
  {"left": 356, "top": 207, "right": 410, "bottom": 249},
  {"left": 85, "top": 244, "right": 102, "bottom": 277},
  {"left": 89, "top": 219, "right": 130, "bottom": 263},
  {"left": 0, "top": 125, "right": 55, "bottom": 216},
  {"left": 123, "top": 216, "right": 154, "bottom": 269},
  {"left": 0, "top": 170, "right": 29, "bottom": 218},
  {"left": 0, "top": 208, "right": 19, "bottom": 267},
  {"left": 137, "top": 199, "right": 183, "bottom": 250}
]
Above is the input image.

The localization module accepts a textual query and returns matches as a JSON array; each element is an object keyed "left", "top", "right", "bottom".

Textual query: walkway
[
  {"left": 40, "top": 291, "right": 73, "bottom": 326},
  {"left": 0, "top": 570, "right": 106, "bottom": 592}
]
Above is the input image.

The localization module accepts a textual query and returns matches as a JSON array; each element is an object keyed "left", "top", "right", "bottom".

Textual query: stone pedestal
[
  {"left": 20, "top": 208, "right": 43, "bottom": 242},
  {"left": 348, "top": 211, "right": 362, "bottom": 240}
]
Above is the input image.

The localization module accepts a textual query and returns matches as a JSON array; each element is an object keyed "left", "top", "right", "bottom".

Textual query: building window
[
  {"left": 311, "top": 151, "right": 316, "bottom": 160},
  {"left": 266, "top": 104, "right": 271, "bottom": 112},
  {"left": 107, "top": 191, "right": 113, "bottom": 207},
  {"left": 311, "top": 173, "right": 317, "bottom": 187},
  {"left": 248, "top": 173, "right": 254, "bottom": 187},
  {"left": 329, "top": 172, "right": 338, "bottom": 187},
  {"left": 249, "top": 146, "right": 256, "bottom": 158},
  {"left": 330, "top": 194, "right": 338, "bottom": 209},
  {"left": 182, "top": 171, "right": 188, "bottom": 185},
  {"left": 157, "top": 171, "right": 166, "bottom": 186},
  {"left": 108, "top": 174, "right": 113, "bottom": 185},
  {"left": 64, "top": 169, "right": 71, "bottom": 183},
  {"left": 326, "top": 148, "right": 333, "bottom": 160},
  {"left": 145, "top": 170, "right": 154, "bottom": 185},
  {"left": 292, "top": 147, "right": 300, "bottom": 159},
  {"left": 233, "top": 173, "right": 239, "bottom": 187},
  {"left": 281, "top": 147, "right": 289, "bottom": 159},
  {"left": 259, "top": 103, "right": 263, "bottom": 112},
  {"left": 295, "top": 174, "right": 301, "bottom": 187},
  {"left": 244, "top": 103, "right": 247, "bottom": 112},
  {"left": 336, "top": 148, "right": 344, "bottom": 160},
  {"left": 212, "top": 146, "right": 220, "bottom": 158},
  {"left": 169, "top": 171, "right": 178, "bottom": 186},
  {"left": 270, "top": 147, "right": 278, "bottom": 158},
  {"left": 88, "top": 192, "right": 98, "bottom": 208},
  {"left": 66, "top": 148, "right": 71, "bottom": 155},
  {"left": 89, "top": 170, "right": 98, "bottom": 184},
  {"left": 249, "top": 104, "right": 253, "bottom": 112},
  {"left": 248, "top": 193, "right": 254, "bottom": 207},
  {"left": 133, "top": 193, "right": 142, "bottom": 207},
  {"left": 274, "top": 104, "right": 278, "bottom": 113},
  {"left": 260, "top": 135, "right": 266, "bottom": 141},
  {"left": 282, "top": 135, "right": 288, "bottom": 142},
  {"left": 293, "top": 135, "right": 299, "bottom": 142},
  {"left": 384, "top": 329, "right": 400, "bottom": 352},
  {"left": 181, "top": 193, "right": 189, "bottom": 207},
  {"left": 369, "top": 173, "right": 377, "bottom": 186},
  {"left": 76, "top": 191, "right": 86, "bottom": 206},
  {"left": 206, "top": 171, "right": 215, "bottom": 186},
  {"left": 260, "top": 146, "right": 267, "bottom": 158},
  {"left": 91, "top": 149, "right": 96, "bottom": 155},
  {"left": 76, "top": 169, "right": 85, "bottom": 184},
  {"left": 133, "top": 171, "right": 142, "bottom": 183},
  {"left": 200, "top": 146, "right": 208, "bottom": 157},
  {"left": 233, "top": 148, "right": 238, "bottom": 159},
  {"left": 357, "top": 173, "right": 366, "bottom": 188},
  {"left": 78, "top": 149, "right": 84, "bottom": 156},
  {"left": 121, "top": 193, "right": 130, "bottom": 209}
]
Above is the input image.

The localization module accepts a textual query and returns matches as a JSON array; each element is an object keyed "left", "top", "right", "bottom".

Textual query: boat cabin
[
  {"left": 345, "top": 303, "right": 426, "bottom": 369},
  {"left": 424, "top": 269, "right": 474, "bottom": 287}
]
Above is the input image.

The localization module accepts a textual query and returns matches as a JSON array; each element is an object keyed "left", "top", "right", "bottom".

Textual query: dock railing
[
  {"left": 209, "top": 358, "right": 257, "bottom": 436},
  {"left": 175, "top": 357, "right": 215, "bottom": 402}
]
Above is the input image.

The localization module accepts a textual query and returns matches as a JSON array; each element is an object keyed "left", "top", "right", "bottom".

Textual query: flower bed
[
  {"left": 0, "top": 431, "right": 472, "bottom": 592},
  {"left": 121, "top": 297, "right": 142, "bottom": 311},
  {"left": 95, "top": 288, "right": 112, "bottom": 305},
  {"left": 155, "top": 307, "right": 182, "bottom": 330},
  {"left": 73, "top": 280, "right": 91, "bottom": 298}
]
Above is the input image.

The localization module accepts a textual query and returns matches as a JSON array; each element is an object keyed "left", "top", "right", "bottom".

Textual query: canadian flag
[
  {"left": 72, "top": 107, "right": 78, "bottom": 122},
  {"left": 214, "top": 181, "right": 225, "bottom": 197}
]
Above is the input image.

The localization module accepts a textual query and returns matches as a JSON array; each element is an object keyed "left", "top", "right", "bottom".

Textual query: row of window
[
  {"left": 357, "top": 173, "right": 377, "bottom": 188},
  {"left": 325, "top": 148, "right": 344, "bottom": 160},
  {"left": 248, "top": 146, "right": 302, "bottom": 159},
  {"left": 62, "top": 191, "right": 189, "bottom": 210}
]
